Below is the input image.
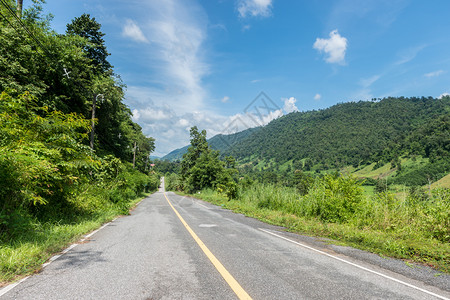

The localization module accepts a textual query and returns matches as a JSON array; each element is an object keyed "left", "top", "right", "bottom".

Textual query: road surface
[{"left": 1, "top": 179, "right": 449, "bottom": 299}]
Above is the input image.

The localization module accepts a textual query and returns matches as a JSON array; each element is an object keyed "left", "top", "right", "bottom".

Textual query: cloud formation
[
  {"left": 221, "top": 96, "right": 230, "bottom": 103},
  {"left": 360, "top": 75, "right": 380, "bottom": 87},
  {"left": 439, "top": 93, "right": 449, "bottom": 99},
  {"left": 314, "top": 94, "right": 321, "bottom": 101},
  {"left": 395, "top": 45, "right": 426, "bottom": 65},
  {"left": 313, "top": 30, "right": 348, "bottom": 64},
  {"left": 424, "top": 70, "right": 445, "bottom": 78},
  {"left": 283, "top": 97, "right": 299, "bottom": 113},
  {"left": 237, "top": 0, "right": 273, "bottom": 18},
  {"left": 122, "top": 19, "right": 148, "bottom": 43},
  {"left": 124, "top": 0, "right": 210, "bottom": 115}
]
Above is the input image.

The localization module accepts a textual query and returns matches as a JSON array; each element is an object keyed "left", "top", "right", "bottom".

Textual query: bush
[
  {"left": 301, "top": 174, "right": 363, "bottom": 223},
  {"left": 165, "top": 173, "right": 182, "bottom": 191}
]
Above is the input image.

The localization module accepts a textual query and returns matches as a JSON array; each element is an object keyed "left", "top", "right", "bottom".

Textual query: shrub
[{"left": 301, "top": 174, "right": 363, "bottom": 223}]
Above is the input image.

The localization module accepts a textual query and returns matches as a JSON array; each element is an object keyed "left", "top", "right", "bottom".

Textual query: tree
[
  {"left": 293, "top": 170, "right": 314, "bottom": 195},
  {"left": 66, "top": 13, "right": 111, "bottom": 74},
  {"left": 180, "top": 127, "right": 237, "bottom": 197},
  {"left": 180, "top": 126, "right": 208, "bottom": 181}
]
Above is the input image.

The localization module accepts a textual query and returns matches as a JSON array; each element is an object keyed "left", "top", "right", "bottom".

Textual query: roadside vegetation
[
  {"left": 0, "top": 2, "right": 159, "bottom": 284},
  {"left": 167, "top": 174, "right": 449, "bottom": 273},
  {"left": 165, "top": 125, "right": 450, "bottom": 273}
]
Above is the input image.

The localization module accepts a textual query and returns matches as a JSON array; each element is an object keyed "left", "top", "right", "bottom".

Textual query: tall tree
[
  {"left": 180, "top": 127, "right": 237, "bottom": 197},
  {"left": 66, "top": 13, "right": 111, "bottom": 74},
  {"left": 180, "top": 126, "right": 208, "bottom": 180}
]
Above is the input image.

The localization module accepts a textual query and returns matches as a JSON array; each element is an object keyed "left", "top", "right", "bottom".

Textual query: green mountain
[
  {"left": 164, "top": 96, "right": 449, "bottom": 184},
  {"left": 225, "top": 96, "right": 449, "bottom": 168}
]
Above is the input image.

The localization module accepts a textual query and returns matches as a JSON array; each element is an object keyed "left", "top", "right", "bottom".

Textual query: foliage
[
  {"left": 0, "top": 92, "right": 93, "bottom": 221},
  {"left": 153, "top": 159, "right": 180, "bottom": 174},
  {"left": 292, "top": 170, "right": 314, "bottom": 195},
  {"left": 393, "top": 159, "right": 450, "bottom": 186},
  {"left": 176, "top": 126, "right": 237, "bottom": 198},
  {"left": 0, "top": 92, "right": 159, "bottom": 239},
  {"left": 191, "top": 178, "right": 450, "bottom": 272},
  {"left": 165, "top": 97, "right": 449, "bottom": 187},
  {"left": 0, "top": 4, "right": 158, "bottom": 283},
  {"left": 66, "top": 13, "right": 111, "bottom": 74},
  {"left": 0, "top": 7, "right": 153, "bottom": 163},
  {"left": 165, "top": 173, "right": 183, "bottom": 192},
  {"left": 226, "top": 97, "right": 449, "bottom": 169}
]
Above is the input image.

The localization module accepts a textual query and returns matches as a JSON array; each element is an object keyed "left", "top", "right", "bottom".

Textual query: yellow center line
[{"left": 163, "top": 192, "right": 252, "bottom": 300}]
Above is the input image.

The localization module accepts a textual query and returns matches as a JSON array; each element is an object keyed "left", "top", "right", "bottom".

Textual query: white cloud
[
  {"left": 313, "top": 30, "right": 348, "bottom": 64},
  {"left": 251, "top": 79, "right": 261, "bottom": 83},
  {"left": 125, "top": 1, "right": 209, "bottom": 115},
  {"left": 353, "top": 74, "right": 381, "bottom": 101},
  {"left": 221, "top": 96, "right": 230, "bottom": 103},
  {"left": 327, "top": 0, "right": 408, "bottom": 31},
  {"left": 439, "top": 93, "right": 449, "bottom": 99},
  {"left": 314, "top": 94, "right": 321, "bottom": 101},
  {"left": 283, "top": 97, "right": 299, "bottom": 113},
  {"left": 360, "top": 75, "right": 380, "bottom": 87},
  {"left": 237, "top": 0, "right": 273, "bottom": 18},
  {"left": 122, "top": 19, "right": 148, "bottom": 43},
  {"left": 395, "top": 45, "right": 426, "bottom": 65},
  {"left": 242, "top": 24, "right": 251, "bottom": 31},
  {"left": 425, "top": 70, "right": 445, "bottom": 78},
  {"left": 127, "top": 87, "right": 288, "bottom": 156}
]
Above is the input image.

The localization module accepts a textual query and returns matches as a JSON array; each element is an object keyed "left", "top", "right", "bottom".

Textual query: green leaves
[
  {"left": 66, "top": 13, "right": 111, "bottom": 75},
  {"left": 179, "top": 126, "right": 238, "bottom": 198}
]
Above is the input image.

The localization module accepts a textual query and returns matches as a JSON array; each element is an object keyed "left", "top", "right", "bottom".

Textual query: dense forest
[
  {"left": 163, "top": 96, "right": 450, "bottom": 186},
  {"left": 0, "top": 0, "right": 158, "bottom": 253},
  {"left": 226, "top": 97, "right": 449, "bottom": 167}
]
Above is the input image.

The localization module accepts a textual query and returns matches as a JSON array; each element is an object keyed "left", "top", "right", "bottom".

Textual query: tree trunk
[
  {"left": 90, "top": 95, "right": 97, "bottom": 150},
  {"left": 16, "top": 0, "right": 23, "bottom": 18},
  {"left": 133, "top": 141, "right": 137, "bottom": 168}
]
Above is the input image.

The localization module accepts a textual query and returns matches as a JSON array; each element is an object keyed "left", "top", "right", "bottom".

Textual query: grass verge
[
  {"left": 176, "top": 188, "right": 449, "bottom": 274},
  {"left": 0, "top": 193, "right": 150, "bottom": 286}
]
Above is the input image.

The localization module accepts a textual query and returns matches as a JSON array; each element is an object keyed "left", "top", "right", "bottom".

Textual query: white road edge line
[
  {"left": 0, "top": 219, "right": 116, "bottom": 298},
  {"left": 258, "top": 228, "right": 449, "bottom": 300}
]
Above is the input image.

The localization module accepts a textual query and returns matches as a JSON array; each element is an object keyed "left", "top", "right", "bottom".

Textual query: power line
[
  {"left": 0, "top": 0, "right": 53, "bottom": 58},
  {"left": 1, "top": 3, "right": 135, "bottom": 156},
  {"left": 0, "top": 9, "right": 20, "bottom": 35}
]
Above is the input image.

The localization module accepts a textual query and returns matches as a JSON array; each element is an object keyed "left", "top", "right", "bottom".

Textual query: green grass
[
  {"left": 431, "top": 173, "right": 450, "bottom": 189},
  {"left": 360, "top": 185, "right": 375, "bottom": 196},
  {"left": 184, "top": 184, "right": 450, "bottom": 273},
  {"left": 0, "top": 193, "right": 149, "bottom": 285}
]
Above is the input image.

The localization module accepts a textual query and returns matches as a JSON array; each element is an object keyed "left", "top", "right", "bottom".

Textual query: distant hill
[
  {"left": 162, "top": 127, "right": 259, "bottom": 161},
  {"left": 224, "top": 96, "right": 449, "bottom": 169},
  {"left": 162, "top": 96, "right": 449, "bottom": 185}
]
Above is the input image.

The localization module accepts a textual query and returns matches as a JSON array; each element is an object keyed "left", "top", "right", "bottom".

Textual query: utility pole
[
  {"left": 16, "top": 0, "right": 23, "bottom": 18},
  {"left": 132, "top": 141, "right": 137, "bottom": 168},
  {"left": 90, "top": 94, "right": 103, "bottom": 150}
]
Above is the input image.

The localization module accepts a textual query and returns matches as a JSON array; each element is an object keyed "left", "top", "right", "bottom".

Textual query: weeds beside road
[{"left": 176, "top": 177, "right": 449, "bottom": 273}]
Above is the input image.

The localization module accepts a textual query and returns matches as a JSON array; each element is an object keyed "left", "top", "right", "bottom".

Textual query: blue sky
[{"left": 41, "top": 0, "right": 450, "bottom": 156}]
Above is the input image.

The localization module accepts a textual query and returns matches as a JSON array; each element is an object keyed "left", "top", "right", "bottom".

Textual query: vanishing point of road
[{"left": 1, "top": 178, "right": 449, "bottom": 299}]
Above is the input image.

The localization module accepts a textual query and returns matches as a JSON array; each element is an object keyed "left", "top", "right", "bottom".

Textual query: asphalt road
[{"left": 2, "top": 180, "right": 449, "bottom": 299}]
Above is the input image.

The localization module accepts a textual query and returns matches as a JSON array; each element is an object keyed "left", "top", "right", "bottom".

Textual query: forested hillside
[
  {"left": 163, "top": 97, "right": 449, "bottom": 185},
  {"left": 226, "top": 97, "right": 449, "bottom": 167},
  {"left": 0, "top": 1, "right": 158, "bottom": 282}
]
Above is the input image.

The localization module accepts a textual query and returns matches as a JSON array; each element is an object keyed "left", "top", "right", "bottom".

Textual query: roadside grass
[
  {"left": 0, "top": 193, "right": 149, "bottom": 285},
  {"left": 180, "top": 185, "right": 450, "bottom": 273}
]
